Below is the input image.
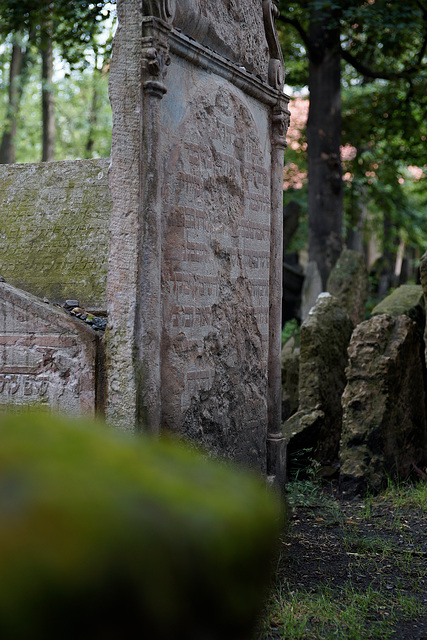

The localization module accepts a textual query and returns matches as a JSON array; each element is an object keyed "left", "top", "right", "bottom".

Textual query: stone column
[{"left": 106, "top": 2, "right": 173, "bottom": 432}]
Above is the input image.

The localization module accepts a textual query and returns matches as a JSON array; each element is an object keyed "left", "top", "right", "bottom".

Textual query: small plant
[{"left": 281, "top": 318, "right": 300, "bottom": 346}]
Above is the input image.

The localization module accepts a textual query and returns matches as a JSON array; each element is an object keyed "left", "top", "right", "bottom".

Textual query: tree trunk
[
  {"left": 85, "top": 49, "right": 100, "bottom": 157},
  {"left": 0, "top": 44, "right": 23, "bottom": 164},
  {"left": 307, "top": 11, "right": 343, "bottom": 289},
  {"left": 41, "top": 30, "right": 55, "bottom": 162}
]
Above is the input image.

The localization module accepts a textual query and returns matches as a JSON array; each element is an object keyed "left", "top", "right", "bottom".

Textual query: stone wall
[{"left": 0, "top": 158, "right": 111, "bottom": 311}]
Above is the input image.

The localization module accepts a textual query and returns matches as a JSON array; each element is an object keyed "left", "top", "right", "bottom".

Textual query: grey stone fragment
[
  {"left": 327, "top": 249, "right": 370, "bottom": 326},
  {"left": 340, "top": 314, "right": 427, "bottom": 497},
  {"left": 283, "top": 293, "right": 354, "bottom": 466},
  {"left": 301, "top": 261, "right": 323, "bottom": 321},
  {"left": 65, "top": 300, "right": 79, "bottom": 309}
]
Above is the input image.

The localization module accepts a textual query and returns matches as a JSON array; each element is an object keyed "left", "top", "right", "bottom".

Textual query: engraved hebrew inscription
[{"left": 162, "top": 83, "right": 271, "bottom": 439}]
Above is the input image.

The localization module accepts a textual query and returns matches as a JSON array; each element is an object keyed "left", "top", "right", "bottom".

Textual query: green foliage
[
  {"left": 278, "top": 0, "right": 427, "bottom": 257},
  {"left": 0, "top": 411, "right": 284, "bottom": 639},
  {"left": 281, "top": 318, "right": 300, "bottom": 346}
]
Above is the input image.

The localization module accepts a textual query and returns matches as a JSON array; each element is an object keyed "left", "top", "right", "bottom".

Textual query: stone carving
[
  {"left": 142, "top": 0, "right": 176, "bottom": 22},
  {"left": 262, "top": 0, "right": 285, "bottom": 90},
  {"left": 173, "top": 0, "right": 272, "bottom": 82}
]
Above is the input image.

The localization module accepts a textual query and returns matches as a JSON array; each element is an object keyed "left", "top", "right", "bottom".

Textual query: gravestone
[
  {"left": 326, "top": 249, "right": 369, "bottom": 327},
  {"left": 0, "top": 159, "right": 111, "bottom": 311},
  {"left": 283, "top": 293, "right": 353, "bottom": 468},
  {"left": 340, "top": 314, "right": 427, "bottom": 496},
  {"left": 0, "top": 281, "right": 103, "bottom": 415},
  {"left": 107, "top": 1, "right": 289, "bottom": 485},
  {"left": 301, "top": 261, "right": 323, "bottom": 321}
]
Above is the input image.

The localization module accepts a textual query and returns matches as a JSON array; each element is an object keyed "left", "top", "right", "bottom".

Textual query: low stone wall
[{"left": 0, "top": 158, "right": 111, "bottom": 311}]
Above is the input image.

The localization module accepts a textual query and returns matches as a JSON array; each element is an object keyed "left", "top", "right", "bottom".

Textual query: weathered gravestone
[
  {"left": 107, "top": 1, "right": 289, "bottom": 484},
  {"left": 340, "top": 314, "right": 427, "bottom": 496},
  {"left": 0, "top": 281, "right": 104, "bottom": 415},
  {"left": 301, "top": 261, "right": 323, "bottom": 321},
  {"left": 327, "top": 249, "right": 370, "bottom": 327},
  {"left": 0, "top": 159, "right": 111, "bottom": 311},
  {"left": 283, "top": 293, "right": 353, "bottom": 469}
]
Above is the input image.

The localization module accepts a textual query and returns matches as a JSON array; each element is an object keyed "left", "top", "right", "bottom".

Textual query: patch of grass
[
  {"left": 259, "top": 478, "right": 427, "bottom": 640},
  {"left": 259, "top": 584, "right": 422, "bottom": 640},
  {"left": 380, "top": 480, "right": 427, "bottom": 513}
]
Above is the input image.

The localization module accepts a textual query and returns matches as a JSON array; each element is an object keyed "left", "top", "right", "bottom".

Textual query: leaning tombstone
[
  {"left": 106, "top": 1, "right": 289, "bottom": 487},
  {"left": 0, "top": 281, "right": 104, "bottom": 415},
  {"left": 282, "top": 293, "right": 353, "bottom": 471},
  {"left": 340, "top": 314, "right": 427, "bottom": 496},
  {"left": 326, "top": 249, "right": 370, "bottom": 327}
]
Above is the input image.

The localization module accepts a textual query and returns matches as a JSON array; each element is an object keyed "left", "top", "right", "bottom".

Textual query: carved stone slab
[
  {"left": 0, "top": 282, "right": 102, "bottom": 415},
  {"left": 0, "top": 159, "right": 111, "bottom": 311},
  {"left": 107, "top": 0, "right": 289, "bottom": 484}
]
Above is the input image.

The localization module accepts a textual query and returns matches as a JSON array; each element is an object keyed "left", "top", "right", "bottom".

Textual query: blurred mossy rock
[
  {"left": 300, "top": 261, "right": 323, "bottom": 321},
  {"left": 0, "top": 412, "right": 285, "bottom": 640},
  {"left": 326, "top": 249, "right": 370, "bottom": 326},
  {"left": 283, "top": 293, "right": 353, "bottom": 469},
  {"left": 281, "top": 335, "right": 300, "bottom": 421},
  {"left": 371, "top": 284, "right": 425, "bottom": 337},
  {"left": 340, "top": 314, "right": 427, "bottom": 497}
]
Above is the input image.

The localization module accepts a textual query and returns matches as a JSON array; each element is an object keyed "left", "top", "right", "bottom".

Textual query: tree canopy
[{"left": 278, "top": 0, "right": 427, "bottom": 286}]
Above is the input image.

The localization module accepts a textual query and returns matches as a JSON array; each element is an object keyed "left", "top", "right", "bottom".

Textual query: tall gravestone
[{"left": 106, "top": 0, "right": 289, "bottom": 485}]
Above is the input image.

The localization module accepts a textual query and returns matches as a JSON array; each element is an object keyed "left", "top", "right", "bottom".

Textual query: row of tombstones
[{"left": 281, "top": 249, "right": 427, "bottom": 496}]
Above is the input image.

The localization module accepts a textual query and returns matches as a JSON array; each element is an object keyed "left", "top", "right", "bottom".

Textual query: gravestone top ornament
[{"left": 107, "top": 0, "right": 289, "bottom": 490}]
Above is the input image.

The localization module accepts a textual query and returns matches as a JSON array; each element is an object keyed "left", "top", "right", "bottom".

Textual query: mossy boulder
[
  {"left": 0, "top": 412, "right": 284, "bottom": 640},
  {"left": 371, "top": 284, "right": 425, "bottom": 337}
]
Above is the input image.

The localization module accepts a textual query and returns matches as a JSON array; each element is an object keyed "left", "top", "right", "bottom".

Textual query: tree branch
[
  {"left": 341, "top": 47, "right": 416, "bottom": 81},
  {"left": 277, "top": 15, "right": 312, "bottom": 56}
]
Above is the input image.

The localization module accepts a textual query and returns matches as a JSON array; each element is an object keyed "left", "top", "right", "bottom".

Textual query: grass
[
  {"left": 257, "top": 476, "right": 427, "bottom": 640},
  {"left": 260, "top": 585, "right": 422, "bottom": 640}
]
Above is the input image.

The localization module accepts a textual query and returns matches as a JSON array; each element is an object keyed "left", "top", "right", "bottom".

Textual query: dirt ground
[{"left": 261, "top": 481, "right": 427, "bottom": 639}]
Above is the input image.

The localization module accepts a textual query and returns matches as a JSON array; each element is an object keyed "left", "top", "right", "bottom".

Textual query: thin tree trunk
[
  {"left": 41, "top": 30, "right": 55, "bottom": 162},
  {"left": 85, "top": 49, "right": 100, "bottom": 157},
  {"left": 0, "top": 44, "right": 23, "bottom": 164},
  {"left": 307, "top": 10, "right": 343, "bottom": 289}
]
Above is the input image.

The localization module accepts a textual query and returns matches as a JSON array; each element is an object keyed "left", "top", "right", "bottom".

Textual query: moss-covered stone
[
  {"left": 0, "top": 412, "right": 284, "bottom": 640},
  {"left": 0, "top": 159, "right": 111, "bottom": 310},
  {"left": 371, "top": 284, "right": 425, "bottom": 336}
]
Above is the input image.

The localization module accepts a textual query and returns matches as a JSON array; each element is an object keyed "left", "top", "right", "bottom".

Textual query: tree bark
[
  {"left": 0, "top": 44, "right": 23, "bottom": 164},
  {"left": 41, "top": 30, "right": 55, "bottom": 162},
  {"left": 307, "top": 11, "right": 343, "bottom": 289}
]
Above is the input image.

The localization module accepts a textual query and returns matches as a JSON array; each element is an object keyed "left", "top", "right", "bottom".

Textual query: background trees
[
  {"left": 0, "top": 1, "right": 115, "bottom": 163},
  {"left": 278, "top": 0, "right": 427, "bottom": 288}
]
